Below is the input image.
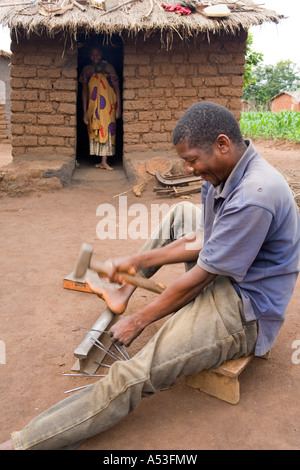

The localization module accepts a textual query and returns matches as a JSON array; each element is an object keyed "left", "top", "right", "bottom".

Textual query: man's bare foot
[
  {"left": 0, "top": 439, "right": 14, "bottom": 450},
  {"left": 86, "top": 278, "right": 135, "bottom": 314}
]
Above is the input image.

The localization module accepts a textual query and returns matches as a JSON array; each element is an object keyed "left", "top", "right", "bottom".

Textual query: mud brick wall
[
  {"left": 271, "top": 94, "right": 300, "bottom": 113},
  {"left": 0, "top": 104, "right": 8, "bottom": 142},
  {"left": 122, "top": 31, "right": 247, "bottom": 165},
  {"left": 8, "top": 30, "right": 247, "bottom": 174},
  {"left": 10, "top": 34, "right": 78, "bottom": 158}
]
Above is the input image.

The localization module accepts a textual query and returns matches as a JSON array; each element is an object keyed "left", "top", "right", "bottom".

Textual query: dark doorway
[{"left": 76, "top": 34, "right": 124, "bottom": 166}]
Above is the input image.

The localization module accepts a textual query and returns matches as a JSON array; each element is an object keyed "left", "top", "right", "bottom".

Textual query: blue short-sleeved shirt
[{"left": 198, "top": 140, "right": 300, "bottom": 356}]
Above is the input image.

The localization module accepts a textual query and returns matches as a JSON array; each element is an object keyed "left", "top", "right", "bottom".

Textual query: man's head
[
  {"left": 172, "top": 102, "right": 246, "bottom": 186},
  {"left": 172, "top": 101, "right": 244, "bottom": 152}
]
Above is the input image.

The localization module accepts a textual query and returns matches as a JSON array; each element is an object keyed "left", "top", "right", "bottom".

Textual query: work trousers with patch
[{"left": 12, "top": 202, "right": 258, "bottom": 450}]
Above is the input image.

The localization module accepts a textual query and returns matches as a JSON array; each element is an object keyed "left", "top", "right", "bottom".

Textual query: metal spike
[
  {"left": 62, "top": 373, "right": 105, "bottom": 377},
  {"left": 94, "top": 362, "right": 111, "bottom": 368},
  {"left": 88, "top": 333, "right": 124, "bottom": 361},
  {"left": 64, "top": 385, "right": 90, "bottom": 394}
]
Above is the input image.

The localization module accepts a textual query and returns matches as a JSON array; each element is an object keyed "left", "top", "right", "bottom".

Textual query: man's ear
[{"left": 215, "top": 134, "right": 230, "bottom": 154}]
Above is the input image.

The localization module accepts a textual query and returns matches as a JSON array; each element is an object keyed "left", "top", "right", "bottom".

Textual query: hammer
[{"left": 74, "top": 243, "right": 166, "bottom": 294}]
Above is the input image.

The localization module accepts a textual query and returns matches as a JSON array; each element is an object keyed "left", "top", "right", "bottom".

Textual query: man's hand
[
  {"left": 109, "top": 265, "right": 216, "bottom": 347},
  {"left": 104, "top": 256, "right": 138, "bottom": 284},
  {"left": 110, "top": 313, "right": 144, "bottom": 346}
]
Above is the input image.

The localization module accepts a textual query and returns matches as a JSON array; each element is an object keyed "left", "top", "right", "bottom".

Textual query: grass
[{"left": 240, "top": 111, "right": 300, "bottom": 142}]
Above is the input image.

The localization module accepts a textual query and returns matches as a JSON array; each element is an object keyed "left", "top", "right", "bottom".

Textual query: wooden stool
[{"left": 185, "top": 352, "right": 270, "bottom": 405}]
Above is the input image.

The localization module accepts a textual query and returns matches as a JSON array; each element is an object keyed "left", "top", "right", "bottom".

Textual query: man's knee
[{"left": 172, "top": 202, "right": 202, "bottom": 238}]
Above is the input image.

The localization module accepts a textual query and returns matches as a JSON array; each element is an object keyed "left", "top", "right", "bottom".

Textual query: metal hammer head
[{"left": 73, "top": 243, "right": 93, "bottom": 278}]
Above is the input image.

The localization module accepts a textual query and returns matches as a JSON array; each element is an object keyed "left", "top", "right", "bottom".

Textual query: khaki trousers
[{"left": 12, "top": 202, "right": 257, "bottom": 450}]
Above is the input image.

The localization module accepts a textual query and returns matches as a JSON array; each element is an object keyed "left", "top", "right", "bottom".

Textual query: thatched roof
[
  {"left": 0, "top": 49, "right": 11, "bottom": 59},
  {"left": 0, "top": 0, "right": 284, "bottom": 42}
]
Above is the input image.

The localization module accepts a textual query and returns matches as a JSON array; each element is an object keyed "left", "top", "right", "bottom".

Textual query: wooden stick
[
  {"left": 145, "top": 0, "right": 153, "bottom": 17},
  {"left": 0, "top": 1, "right": 35, "bottom": 6},
  {"left": 71, "top": 0, "right": 87, "bottom": 11},
  {"left": 113, "top": 176, "right": 153, "bottom": 199},
  {"left": 98, "top": 0, "right": 136, "bottom": 16},
  {"left": 90, "top": 259, "right": 166, "bottom": 294}
]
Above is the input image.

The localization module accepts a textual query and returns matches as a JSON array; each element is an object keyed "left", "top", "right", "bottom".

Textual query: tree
[
  {"left": 243, "top": 60, "right": 300, "bottom": 106},
  {"left": 243, "top": 32, "right": 263, "bottom": 90}
]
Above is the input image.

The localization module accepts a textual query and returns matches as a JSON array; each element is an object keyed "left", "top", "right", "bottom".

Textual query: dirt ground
[{"left": 0, "top": 140, "right": 299, "bottom": 451}]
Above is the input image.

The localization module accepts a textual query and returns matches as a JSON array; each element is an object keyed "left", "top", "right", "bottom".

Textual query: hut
[
  {"left": 270, "top": 91, "right": 300, "bottom": 113},
  {"left": 0, "top": 49, "right": 11, "bottom": 143},
  {"left": 0, "top": 0, "right": 282, "bottom": 182}
]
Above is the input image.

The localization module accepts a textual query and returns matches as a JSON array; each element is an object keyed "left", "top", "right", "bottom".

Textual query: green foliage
[
  {"left": 240, "top": 111, "right": 300, "bottom": 142},
  {"left": 243, "top": 32, "right": 263, "bottom": 90},
  {"left": 243, "top": 61, "right": 300, "bottom": 105}
]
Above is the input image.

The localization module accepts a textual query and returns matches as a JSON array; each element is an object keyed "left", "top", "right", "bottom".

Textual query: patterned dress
[{"left": 79, "top": 62, "right": 118, "bottom": 157}]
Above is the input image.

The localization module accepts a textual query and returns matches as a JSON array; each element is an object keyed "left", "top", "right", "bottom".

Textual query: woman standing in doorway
[{"left": 79, "top": 45, "right": 121, "bottom": 170}]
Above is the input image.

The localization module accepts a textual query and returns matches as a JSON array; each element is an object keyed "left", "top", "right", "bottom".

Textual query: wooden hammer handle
[{"left": 90, "top": 260, "right": 166, "bottom": 294}]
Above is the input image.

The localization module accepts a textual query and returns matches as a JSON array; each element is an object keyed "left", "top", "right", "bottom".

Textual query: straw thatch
[
  {"left": 0, "top": 0, "right": 283, "bottom": 42},
  {"left": 0, "top": 49, "right": 11, "bottom": 59}
]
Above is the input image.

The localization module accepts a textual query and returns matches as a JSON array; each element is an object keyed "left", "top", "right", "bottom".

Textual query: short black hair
[{"left": 172, "top": 101, "right": 244, "bottom": 151}]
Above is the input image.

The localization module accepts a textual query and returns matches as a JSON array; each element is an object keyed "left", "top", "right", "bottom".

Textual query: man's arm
[
  {"left": 110, "top": 263, "right": 216, "bottom": 346},
  {"left": 108, "top": 230, "right": 203, "bottom": 282},
  {"left": 137, "top": 230, "right": 203, "bottom": 267}
]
